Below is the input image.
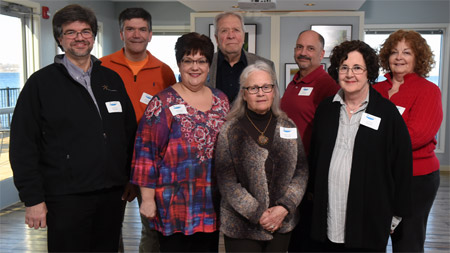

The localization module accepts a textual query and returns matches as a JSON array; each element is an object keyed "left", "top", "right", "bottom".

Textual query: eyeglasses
[
  {"left": 181, "top": 58, "right": 208, "bottom": 66},
  {"left": 338, "top": 65, "right": 366, "bottom": 75},
  {"left": 242, "top": 84, "right": 274, "bottom": 94},
  {"left": 63, "top": 30, "right": 94, "bottom": 39}
]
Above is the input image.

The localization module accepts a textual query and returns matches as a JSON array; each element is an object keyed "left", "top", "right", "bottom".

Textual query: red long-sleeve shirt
[{"left": 373, "top": 73, "right": 443, "bottom": 176}]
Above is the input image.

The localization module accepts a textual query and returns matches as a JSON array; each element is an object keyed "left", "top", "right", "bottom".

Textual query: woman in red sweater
[{"left": 373, "top": 30, "right": 443, "bottom": 252}]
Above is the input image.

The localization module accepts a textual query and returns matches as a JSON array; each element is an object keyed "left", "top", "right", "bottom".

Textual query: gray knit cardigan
[{"left": 215, "top": 116, "right": 308, "bottom": 241}]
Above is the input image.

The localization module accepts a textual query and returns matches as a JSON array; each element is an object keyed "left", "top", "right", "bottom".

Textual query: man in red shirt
[
  {"left": 281, "top": 30, "right": 339, "bottom": 252},
  {"left": 281, "top": 30, "right": 339, "bottom": 155}
]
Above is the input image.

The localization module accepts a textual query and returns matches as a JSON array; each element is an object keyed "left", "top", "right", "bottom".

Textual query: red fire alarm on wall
[{"left": 42, "top": 6, "right": 50, "bottom": 19}]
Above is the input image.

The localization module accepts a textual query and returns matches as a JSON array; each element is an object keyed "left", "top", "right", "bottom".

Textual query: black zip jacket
[{"left": 10, "top": 55, "right": 137, "bottom": 207}]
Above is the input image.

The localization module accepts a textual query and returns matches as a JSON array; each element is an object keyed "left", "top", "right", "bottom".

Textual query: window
[
  {"left": 0, "top": 13, "right": 23, "bottom": 182},
  {"left": 0, "top": 14, "right": 23, "bottom": 107},
  {"left": 92, "top": 22, "right": 103, "bottom": 58},
  {"left": 364, "top": 25, "right": 449, "bottom": 153},
  {"left": 0, "top": 1, "right": 40, "bottom": 208},
  {"left": 147, "top": 34, "right": 182, "bottom": 82},
  {"left": 147, "top": 26, "right": 190, "bottom": 82},
  {"left": 364, "top": 30, "right": 443, "bottom": 87}
]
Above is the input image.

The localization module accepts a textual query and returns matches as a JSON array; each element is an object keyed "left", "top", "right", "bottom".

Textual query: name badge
[
  {"left": 298, "top": 87, "right": 313, "bottom": 96},
  {"left": 280, "top": 127, "right": 298, "bottom": 139},
  {"left": 140, "top": 92, "right": 153, "bottom": 105},
  {"left": 396, "top": 106, "right": 405, "bottom": 115},
  {"left": 360, "top": 112, "right": 381, "bottom": 130},
  {"left": 105, "top": 101, "right": 122, "bottom": 113},
  {"left": 169, "top": 104, "right": 188, "bottom": 116}
]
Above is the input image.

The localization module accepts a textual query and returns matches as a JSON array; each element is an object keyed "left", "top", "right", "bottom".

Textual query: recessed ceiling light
[
  {"left": 232, "top": 5, "right": 239, "bottom": 8},
  {"left": 305, "top": 3, "right": 315, "bottom": 7}
]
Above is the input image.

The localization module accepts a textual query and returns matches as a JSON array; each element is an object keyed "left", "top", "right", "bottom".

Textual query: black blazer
[{"left": 309, "top": 87, "right": 412, "bottom": 250}]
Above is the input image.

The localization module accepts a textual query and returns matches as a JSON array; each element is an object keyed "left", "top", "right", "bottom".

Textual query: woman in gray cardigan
[{"left": 215, "top": 61, "right": 308, "bottom": 252}]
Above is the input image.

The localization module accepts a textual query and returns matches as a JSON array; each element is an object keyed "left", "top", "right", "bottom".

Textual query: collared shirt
[
  {"left": 216, "top": 49, "right": 247, "bottom": 103},
  {"left": 100, "top": 49, "right": 176, "bottom": 123},
  {"left": 280, "top": 66, "right": 339, "bottom": 154},
  {"left": 327, "top": 89, "right": 369, "bottom": 243},
  {"left": 62, "top": 55, "right": 100, "bottom": 113}
]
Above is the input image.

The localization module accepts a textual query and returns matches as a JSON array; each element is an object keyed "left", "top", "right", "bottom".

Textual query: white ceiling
[
  {"left": 113, "top": 0, "right": 367, "bottom": 12},
  {"left": 179, "top": 0, "right": 366, "bottom": 12}
]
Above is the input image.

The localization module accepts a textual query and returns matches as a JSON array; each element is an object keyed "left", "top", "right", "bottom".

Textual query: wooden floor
[{"left": 1, "top": 172, "right": 449, "bottom": 252}]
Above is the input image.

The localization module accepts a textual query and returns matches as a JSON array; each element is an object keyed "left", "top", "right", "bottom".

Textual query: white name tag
[
  {"left": 169, "top": 104, "right": 188, "bottom": 116},
  {"left": 280, "top": 127, "right": 298, "bottom": 139},
  {"left": 105, "top": 101, "right": 122, "bottom": 113},
  {"left": 140, "top": 92, "right": 153, "bottom": 105},
  {"left": 360, "top": 112, "right": 381, "bottom": 130},
  {"left": 396, "top": 105, "right": 405, "bottom": 115},
  {"left": 298, "top": 87, "right": 313, "bottom": 96}
]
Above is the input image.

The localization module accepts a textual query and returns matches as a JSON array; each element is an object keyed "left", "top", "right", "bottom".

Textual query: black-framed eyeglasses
[
  {"left": 338, "top": 65, "right": 366, "bottom": 75},
  {"left": 63, "top": 29, "right": 93, "bottom": 39},
  {"left": 242, "top": 84, "right": 274, "bottom": 94}
]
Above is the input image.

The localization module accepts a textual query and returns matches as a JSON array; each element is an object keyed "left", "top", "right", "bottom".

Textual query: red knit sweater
[{"left": 373, "top": 73, "right": 443, "bottom": 176}]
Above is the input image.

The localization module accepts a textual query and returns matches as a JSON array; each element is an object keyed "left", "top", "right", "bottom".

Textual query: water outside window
[
  {"left": 0, "top": 14, "right": 24, "bottom": 180},
  {"left": 0, "top": 14, "right": 23, "bottom": 103}
]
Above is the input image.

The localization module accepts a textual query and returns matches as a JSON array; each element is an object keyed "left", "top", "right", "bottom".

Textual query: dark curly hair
[
  {"left": 175, "top": 32, "right": 214, "bottom": 66},
  {"left": 379, "top": 30, "right": 435, "bottom": 77},
  {"left": 328, "top": 40, "right": 379, "bottom": 85}
]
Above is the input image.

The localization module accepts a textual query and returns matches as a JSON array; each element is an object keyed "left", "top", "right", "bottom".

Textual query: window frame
[
  {"left": 0, "top": 0, "right": 40, "bottom": 208},
  {"left": 364, "top": 23, "right": 449, "bottom": 154},
  {"left": 2, "top": 0, "right": 41, "bottom": 81},
  {"left": 149, "top": 26, "right": 190, "bottom": 82}
]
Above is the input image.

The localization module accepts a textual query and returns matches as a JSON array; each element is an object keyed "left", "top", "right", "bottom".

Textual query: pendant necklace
[
  {"left": 246, "top": 111, "right": 273, "bottom": 145},
  {"left": 346, "top": 102, "right": 360, "bottom": 114}
]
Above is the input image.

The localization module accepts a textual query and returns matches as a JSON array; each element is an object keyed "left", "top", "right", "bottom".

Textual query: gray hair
[
  {"left": 213, "top": 11, "right": 245, "bottom": 36},
  {"left": 226, "top": 61, "right": 287, "bottom": 120}
]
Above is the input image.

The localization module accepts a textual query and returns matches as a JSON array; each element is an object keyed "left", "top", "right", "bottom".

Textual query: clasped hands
[
  {"left": 259, "top": 205, "right": 288, "bottom": 234},
  {"left": 139, "top": 198, "right": 289, "bottom": 235}
]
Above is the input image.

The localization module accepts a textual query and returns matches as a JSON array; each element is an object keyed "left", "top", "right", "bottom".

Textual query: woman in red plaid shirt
[{"left": 130, "top": 32, "right": 229, "bottom": 252}]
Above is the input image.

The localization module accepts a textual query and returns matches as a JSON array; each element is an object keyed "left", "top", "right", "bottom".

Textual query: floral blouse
[{"left": 131, "top": 86, "right": 229, "bottom": 236}]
